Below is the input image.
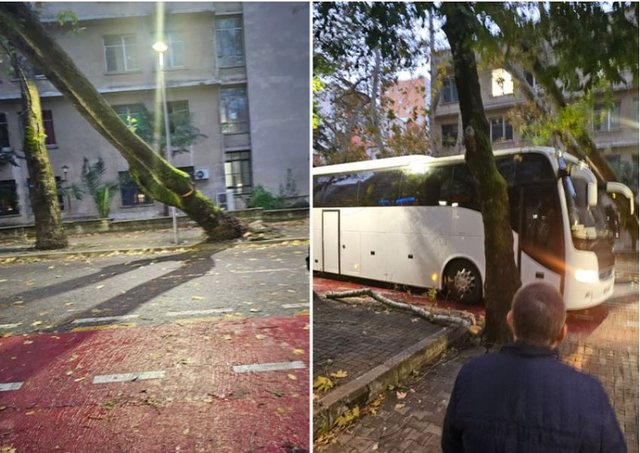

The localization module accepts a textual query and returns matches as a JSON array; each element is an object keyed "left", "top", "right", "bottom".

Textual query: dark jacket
[{"left": 441, "top": 342, "right": 626, "bottom": 453}]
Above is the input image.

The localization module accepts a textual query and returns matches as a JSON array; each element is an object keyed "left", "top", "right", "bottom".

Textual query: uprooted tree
[{"left": 0, "top": 2, "right": 243, "bottom": 240}]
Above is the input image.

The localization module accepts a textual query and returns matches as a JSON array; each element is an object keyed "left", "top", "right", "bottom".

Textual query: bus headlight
[{"left": 575, "top": 269, "right": 599, "bottom": 283}]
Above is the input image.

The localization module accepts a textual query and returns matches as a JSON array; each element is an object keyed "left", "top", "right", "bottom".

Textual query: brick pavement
[
  {"left": 315, "top": 282, "right": 638, "bottom": 453},
  {"left": 313, "top": 295, "right": 443, "bottom": 388}
]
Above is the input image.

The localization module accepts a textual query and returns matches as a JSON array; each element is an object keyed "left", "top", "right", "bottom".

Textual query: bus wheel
[{"left": 443, "top": 260, "right": 482, "bottom": 304}]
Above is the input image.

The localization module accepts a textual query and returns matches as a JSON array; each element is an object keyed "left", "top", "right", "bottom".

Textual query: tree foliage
[
  {"left": 313, "top": 2, "right": 431, "bottom": 163},
  {"left": 81, "top": 157, "right": 118, "bottom": 218}
]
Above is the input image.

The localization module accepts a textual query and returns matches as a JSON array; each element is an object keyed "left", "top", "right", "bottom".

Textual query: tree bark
[
  {"left": 0, "top": 3, "right": 243, "bottom": 240},
  {"left": 442, "top": 3, "right": 521, "bottom": 344},
  {"left": 14, "top": 57, "right": 68, "bottom": 250}
]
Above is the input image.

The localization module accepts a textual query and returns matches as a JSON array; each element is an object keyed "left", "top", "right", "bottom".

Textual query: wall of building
[
  {"left": 243, "top": 2, "right": 310, "bottom": 205},
  {"left": 0, "top": 2, "right": 310, "bottom": 225}
]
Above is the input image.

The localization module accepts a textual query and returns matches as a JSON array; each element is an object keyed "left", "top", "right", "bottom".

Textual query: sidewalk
[
  {"left": 313, "top": 276, "right": 638, "bottom": 452},
  {"left": 0, "top": 218, "right": 308, "bottom": 260},
  {"left": 312, "top": 280, "right": 471, "bottom": 435}
]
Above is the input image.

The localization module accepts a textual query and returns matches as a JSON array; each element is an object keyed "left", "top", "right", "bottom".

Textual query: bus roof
[{"left": 312, "top": 146, "right": 574, "bottom": 176}]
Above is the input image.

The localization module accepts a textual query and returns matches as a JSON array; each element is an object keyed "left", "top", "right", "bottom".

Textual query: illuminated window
[{"left": 491, "top": 69, "right": 514, "bottom": 97}]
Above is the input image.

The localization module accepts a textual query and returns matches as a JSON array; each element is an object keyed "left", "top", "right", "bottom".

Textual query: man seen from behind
[{"left": 441, "top": 282, "right": 626, "bottom": 452}]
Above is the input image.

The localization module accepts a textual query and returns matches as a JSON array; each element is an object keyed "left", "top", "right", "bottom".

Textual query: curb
[
  {"left": 313, "top": 324, "right": 469, "bottom": 434},
  {"left": 0, "top": 236, "right": 309, "bottom": 261}
]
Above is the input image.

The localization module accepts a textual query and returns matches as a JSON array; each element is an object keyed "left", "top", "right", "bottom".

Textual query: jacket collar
[{"left": 501, "top": 341, "right": 559, "bottom": 359}]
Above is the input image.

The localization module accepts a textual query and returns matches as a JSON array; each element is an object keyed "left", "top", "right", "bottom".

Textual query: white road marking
[
  {"left": 0, "top": 323, "right": 21, "bottom": 329},
  {"left": 230, "top": 268, "right": 297, "bottom": 274},
  {"left": 165, "top": 308, "right": 233, "bottom": 317},
  {"left": 281, "top": 303, "right": 309, "bottom": 309},
  {"left": 72, "top": 315, "right": 140, "bottom": 324},
  {"left": 93, "top": 370, "right": 165, "bottom": 384},
  {"left": 232, "top": 361, "right": 306, "bottom": 373},
  {"left": 0, "top": 382, "right": 23, "bottom": 391}
]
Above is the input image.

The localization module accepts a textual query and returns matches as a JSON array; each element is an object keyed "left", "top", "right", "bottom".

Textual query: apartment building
[
  {"left": 432, "top": 63, "right": 639, "bottom": 187},
  {"left": 0, "top": 2, "right": 309, "bottom": 225}
]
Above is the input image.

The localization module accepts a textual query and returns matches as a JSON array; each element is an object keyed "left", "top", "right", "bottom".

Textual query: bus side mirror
[
  {"left": 587, "top": 182, "right": 597, "bottom": 207},
  {"left": 606, "top": 182, "right": 635, "bottom": 215}
]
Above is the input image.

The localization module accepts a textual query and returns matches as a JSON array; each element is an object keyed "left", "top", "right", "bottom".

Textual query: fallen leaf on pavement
[
  {"left": 192, "top": 296, "right": 204, "bottom": 300},
  {"left": 255, "top": 334, "right": 267, "bottom": 340},
  {"left": 287, "top": 374, "right": 297, "bottom": 381},
  {"left": 31, "top": 321, "right": 42, "bottom": 327},
  {"left": 221, "top": 335, "right": 232, "bottom": 341},
  {"left": 23, "top": 340, "right": 33, "bottom": 345},
  {"left": 292, "top": 348, "right": 305, "bottom": 355},
  {"left": 330, "top": 370, "right": 348, "bottom": 379},
  {"left": 396, "top": 391, "right": 407, "bottom": 400},
  {"left": 313, "top": 376, "right": 334, "bottom": 392},
  {"left": 96, "top": 285, "right": 104, "bottom": 290},
  {"left": 394, "top": 403, "right": 405, "bottom": 411}
]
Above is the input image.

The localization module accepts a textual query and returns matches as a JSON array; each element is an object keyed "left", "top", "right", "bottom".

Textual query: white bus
[{"left": 312, "top": 147, "right": 634, "bottom": 310}]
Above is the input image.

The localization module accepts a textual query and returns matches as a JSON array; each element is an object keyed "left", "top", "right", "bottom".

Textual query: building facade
[
  {"left": 0, "top": 2, "right": 309, "bottom": 225},
  {"left": 432, "top": 62, "right": 639, "bottom": 190}
]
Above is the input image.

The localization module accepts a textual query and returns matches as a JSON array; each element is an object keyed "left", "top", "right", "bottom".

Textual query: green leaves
[{"left": 81, "top": 157, "right": 118, "bottom": 218}]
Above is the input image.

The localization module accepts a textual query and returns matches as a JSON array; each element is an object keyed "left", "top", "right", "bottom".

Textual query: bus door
[
  {"left": 322, "top": 210, "right": 340, "bottom": 274},
  {"left": 517, "top": 184, "right": 565, "bottom": 291}
]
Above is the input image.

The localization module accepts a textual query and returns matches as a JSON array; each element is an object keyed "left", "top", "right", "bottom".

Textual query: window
[
  {"left": 216, "top": 16, "right": 244, "bottom": 67},
  {"left": 441, "top": 123, "right": 458, "bottom": 147},
  {"left": 0, "top": 113, "right": 9, "bottom": 148},
  {"left": 593, "top": 102, "right": 621, "bottom": 132},
  {"left": 42, "top": 110, "right": 56, "bottom": 146},
  {"left": 119, "top": 171, "right": 153, "bottom": 206},
  {"left": 167, "top": 100, "right": 189, "bottom": 133},
  {"left": 165, "top": 32, "right": 185, "bottom": 68},
  {"left": 0, "top": 180, "right": 19, "bottom": 216},
  {"left": 177, "top": 166, "right": 194, "bottom": 180},
  {"left": 224, "top": 151, "right": 252, "bottom": 194},
  {"left": 440, "top": 76, "right": 458, "bottom": 103},
  {"left": 490, "top": 117, "right": 513, "bottom": 142},
  {"left": 220, "top": 87, "right": 249, "bottom": 134},
  {"left": 491, "top": 69, "right": 514, "bottom": 97},
  {"left": 104, "top": 35, "right": 139, "bottom": 73},
  {"left": 113, "top": 104, "right": 145, "bottom": 130}
]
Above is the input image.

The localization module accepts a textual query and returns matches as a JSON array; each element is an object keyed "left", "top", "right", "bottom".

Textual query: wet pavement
[
  {"left": 313, "top": 274, "right": 639, "bottom": 453},
  {"left": 0, "top": 219, "right": 310, "bottom": 452}
]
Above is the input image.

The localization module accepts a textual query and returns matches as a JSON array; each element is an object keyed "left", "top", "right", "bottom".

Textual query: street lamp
[
  {"left": 153, "top": 40, "right": 179, "bottom": 245},
  {"left": 61, "top": 164, "right": 72, "bottom": 218}
]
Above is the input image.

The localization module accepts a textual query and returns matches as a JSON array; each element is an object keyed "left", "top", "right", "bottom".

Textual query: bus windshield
[{"left": 563, "top": 176, "right": 615, "bottom": 244}]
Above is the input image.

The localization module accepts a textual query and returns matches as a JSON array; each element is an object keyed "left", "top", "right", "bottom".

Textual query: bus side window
[
  {"left": 360, "top": 170, "right": 401, "bottom": 207},
  {"left": 322, "top": 173, "right": 360, "bottom": 207},
  {"left": 313, "top": 176, "right": 329, "bottom": 207},
  {"left": 398, "top": 171, "right": 425, "bottom": 206},
  {"left": 442, "top": 164, "right": 479, "bottom": 210}
]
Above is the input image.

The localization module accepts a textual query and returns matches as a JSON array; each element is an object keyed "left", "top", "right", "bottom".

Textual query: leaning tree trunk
[
  {"left": 0, "top": 3, "right": 243, "bottom": 240},
  {"left": 442, "top": 3, "right": 521, "bottom": 344},
  {"left": 15, "top": 61, "right": 68, "bottom": 249}
]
